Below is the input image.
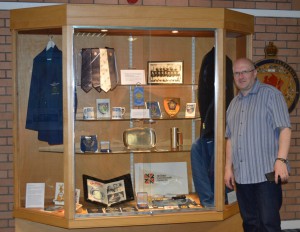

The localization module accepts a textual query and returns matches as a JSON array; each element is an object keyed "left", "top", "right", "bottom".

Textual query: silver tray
[{"left": 123, "top": 127, "right": 156, "bottom": 150}]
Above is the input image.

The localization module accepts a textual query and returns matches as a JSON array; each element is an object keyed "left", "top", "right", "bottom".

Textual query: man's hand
[
  {"left": 224, "top": 167, "right": 235, "bottom": 190},
  {"left": 274, "top": 159, "right": 289, "bottom": 184}
]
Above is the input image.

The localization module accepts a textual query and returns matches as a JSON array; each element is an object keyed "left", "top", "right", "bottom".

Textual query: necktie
[
  {"left": 100, "top": 48, "right": 111, "bottom": 92},
  {"left": 81, "top": 48, "right": 92, "bottom": 93},
  {"left": 91, "top": 48, "right": 101, "bottom": 92},
  {"left": 106, "top": 48, "right": 118, "bottom": 90}
]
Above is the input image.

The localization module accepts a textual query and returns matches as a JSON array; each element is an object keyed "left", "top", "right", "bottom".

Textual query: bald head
[{"left": 233, "top": 58, "right": 255, "bottom": 71}]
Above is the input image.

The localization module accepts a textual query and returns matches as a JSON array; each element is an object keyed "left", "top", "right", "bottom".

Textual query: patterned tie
[
  {"left": 100, "top": 48, "right": 111, "bottom": 92},
  {"left": 106, "top": 47, "right": 118, "bottom": 90},
  {"left": 81, "top": 48, "right": 92, "bottom": 93},
  {"left": 91, "top": 48, "right": 101, "bottom": 92}
]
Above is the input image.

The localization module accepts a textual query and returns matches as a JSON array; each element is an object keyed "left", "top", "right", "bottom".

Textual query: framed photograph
[
  {"left": 96, "top": 99, "right": 110, "bottom": 118},
  {"left": 145, "top": 101, "right": 162, "bottom": 118},
  {"left": 185, "top": 103, "right": 196, "bottom": 118},
  {"left": 82, "top": 173, "right": 134, "bottom": 207},
  {"left": 147, "top": 61, "right": 183, "bottom": 84}
]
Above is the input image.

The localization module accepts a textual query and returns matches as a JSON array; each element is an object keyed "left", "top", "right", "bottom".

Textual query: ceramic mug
[
  {"left": 83, "top": 107, "right": 95, "bottom": 120},
  {"left": 112, "top": 107, "right": 126, "bottom": 119}
]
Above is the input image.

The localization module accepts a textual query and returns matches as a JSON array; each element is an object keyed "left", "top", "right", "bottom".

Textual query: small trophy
[{"left": 163, "top": 97, "right": 180, "bottom": 117}]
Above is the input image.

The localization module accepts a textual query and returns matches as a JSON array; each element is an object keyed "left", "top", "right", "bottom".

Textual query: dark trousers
[{"left": 236, "top": 182, "right": 282, "bottom": 232}]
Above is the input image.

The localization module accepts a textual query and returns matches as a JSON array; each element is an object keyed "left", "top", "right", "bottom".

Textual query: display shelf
[
  {"left": 39, "top": 145, "right": 194, "bottom": 154},
  {"left": 76, "top": 116, "right": 201, "bottom": 121}
]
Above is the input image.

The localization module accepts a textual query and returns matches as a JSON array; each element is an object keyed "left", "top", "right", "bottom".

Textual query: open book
[{"left": 83, "top": 174, "right": 134, "bottom": 207}]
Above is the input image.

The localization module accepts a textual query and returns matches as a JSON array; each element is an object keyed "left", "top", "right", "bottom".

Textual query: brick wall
[
  {"left": 0, "top": 0, "right": 299, "bottom": 231},
  {"left": 0, "top": 7, "right": 14, "bottom": 232}
]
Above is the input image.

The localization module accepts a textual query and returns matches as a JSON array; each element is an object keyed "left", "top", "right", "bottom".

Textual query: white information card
[
  {"left": 120, "top": 70, "right": 146, "bottom": 85},
  {"left": 25, "top": 183, "right": 45, "bottom": 208}
]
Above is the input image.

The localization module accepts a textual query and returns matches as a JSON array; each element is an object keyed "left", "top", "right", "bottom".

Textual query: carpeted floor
[{"left": 282, "top": 230, "right": 300, "bottom": 232}]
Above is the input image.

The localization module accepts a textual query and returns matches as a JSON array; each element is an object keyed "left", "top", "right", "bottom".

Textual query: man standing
[{"left": 225, "top": 58, "right": 291, "bottom": 231}]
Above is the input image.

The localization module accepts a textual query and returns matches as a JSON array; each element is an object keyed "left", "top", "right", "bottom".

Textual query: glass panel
[
  {"left": 16, "top": 32, "right": 65, "bottom": 216},
  {"left": 224, "top": 33, "right": 248, "bottom": 206},
  {"left": 13, "top": 26, "right": 245, "bottom": 219},
  {"left": 73, "top": 28, "right": 215, "bottom": 218}
]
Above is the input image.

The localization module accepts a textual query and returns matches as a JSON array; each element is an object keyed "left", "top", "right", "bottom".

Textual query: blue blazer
[{"left": 26, "top": 46, "right": 63, "bottom": 145}]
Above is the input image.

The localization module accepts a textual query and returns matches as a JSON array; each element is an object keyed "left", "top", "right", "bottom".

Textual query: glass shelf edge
[{"left": 39, "top": 146, "right": 192, "bottom": 154}]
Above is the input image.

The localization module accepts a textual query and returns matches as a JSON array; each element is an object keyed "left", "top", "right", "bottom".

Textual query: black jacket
[{"left": 198, "top": 47, "right": 234, "bottom": 138}]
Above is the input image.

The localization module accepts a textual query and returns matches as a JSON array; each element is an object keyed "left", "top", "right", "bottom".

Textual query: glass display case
[{"left": 11, "top": 4, "right": 254, "bottom": 230}]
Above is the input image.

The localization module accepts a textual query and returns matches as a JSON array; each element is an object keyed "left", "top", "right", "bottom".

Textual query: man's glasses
[{"left": 233, "top": 69, "right": 255, "bottom": 77}]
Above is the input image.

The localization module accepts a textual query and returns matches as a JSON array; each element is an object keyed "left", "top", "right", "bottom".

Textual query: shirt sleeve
[{"left": 268, "top": 90, "right": 291, "bottom": 130}]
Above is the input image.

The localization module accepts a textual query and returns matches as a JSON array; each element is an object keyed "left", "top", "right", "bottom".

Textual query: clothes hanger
[{"left": 46, "top": 35, "right": 55, "bottom": 50}]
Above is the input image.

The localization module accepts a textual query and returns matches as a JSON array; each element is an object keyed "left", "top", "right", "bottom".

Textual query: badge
[
  {"left": 255, "top": 59, "right": 299, "bottom": 112},
  {"left": 50, "top": 82, "right": 60, "bottom": 95},
  {"left": 163, "top": 98, "right": 180, "bottom": 117}
]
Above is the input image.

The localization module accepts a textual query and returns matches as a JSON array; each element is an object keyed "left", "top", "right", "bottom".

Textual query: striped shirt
[{"left": 225, "top": 80, "right": 291, "bottom": 184}]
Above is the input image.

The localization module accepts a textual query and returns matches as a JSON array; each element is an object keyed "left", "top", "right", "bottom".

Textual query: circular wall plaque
[{"left": 255, "top": 59, "right": 299, "bottom": 113}]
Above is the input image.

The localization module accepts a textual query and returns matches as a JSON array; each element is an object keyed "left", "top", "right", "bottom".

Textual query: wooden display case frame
[{"left": 10, "top": 4, "right": 254, "bottom": 230}]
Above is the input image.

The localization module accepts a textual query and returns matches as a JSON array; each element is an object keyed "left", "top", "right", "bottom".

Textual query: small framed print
[
  {"left": 185, "top": 103, "right": 196, "bottom": 118},
  {"left": 147, "top": 61, "right": 183, "bottom": 84},
  {"left": 145, "top": 101, "right": 162, "bottom": 118},
  {"left": 53, "top": 182, "right": 64, "bottom": 205},
  {"left": 96, "top": 99, "right": 110, "bottom": 118},
  {"left": 53, "top": 182, "right": 80, "bottom": 206}
]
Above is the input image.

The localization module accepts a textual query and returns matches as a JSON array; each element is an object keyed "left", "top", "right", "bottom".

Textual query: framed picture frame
[
  {"left": 96, "top": 99, "right": 110, "bottom": 118},
  {"left": 147, "top": 61, "right": 183, "bottom": 84},
  {"left": 185, "top": 103, "right": 196, "bottom": 118},
  {"left": 145, "top": 101, "right": 162, "bottom": 118},
  {"left": 82, "top": 173, "right": 134, "bottom": 207}
]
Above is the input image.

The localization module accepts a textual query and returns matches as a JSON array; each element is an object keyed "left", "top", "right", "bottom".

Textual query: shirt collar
[{"left": 238, "top": 79, "right": 260, "bottom": 98}]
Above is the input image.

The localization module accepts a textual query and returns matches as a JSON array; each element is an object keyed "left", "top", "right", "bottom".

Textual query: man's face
[{"left": 233, "top": 60, "right": 257, "bottom": 95}]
